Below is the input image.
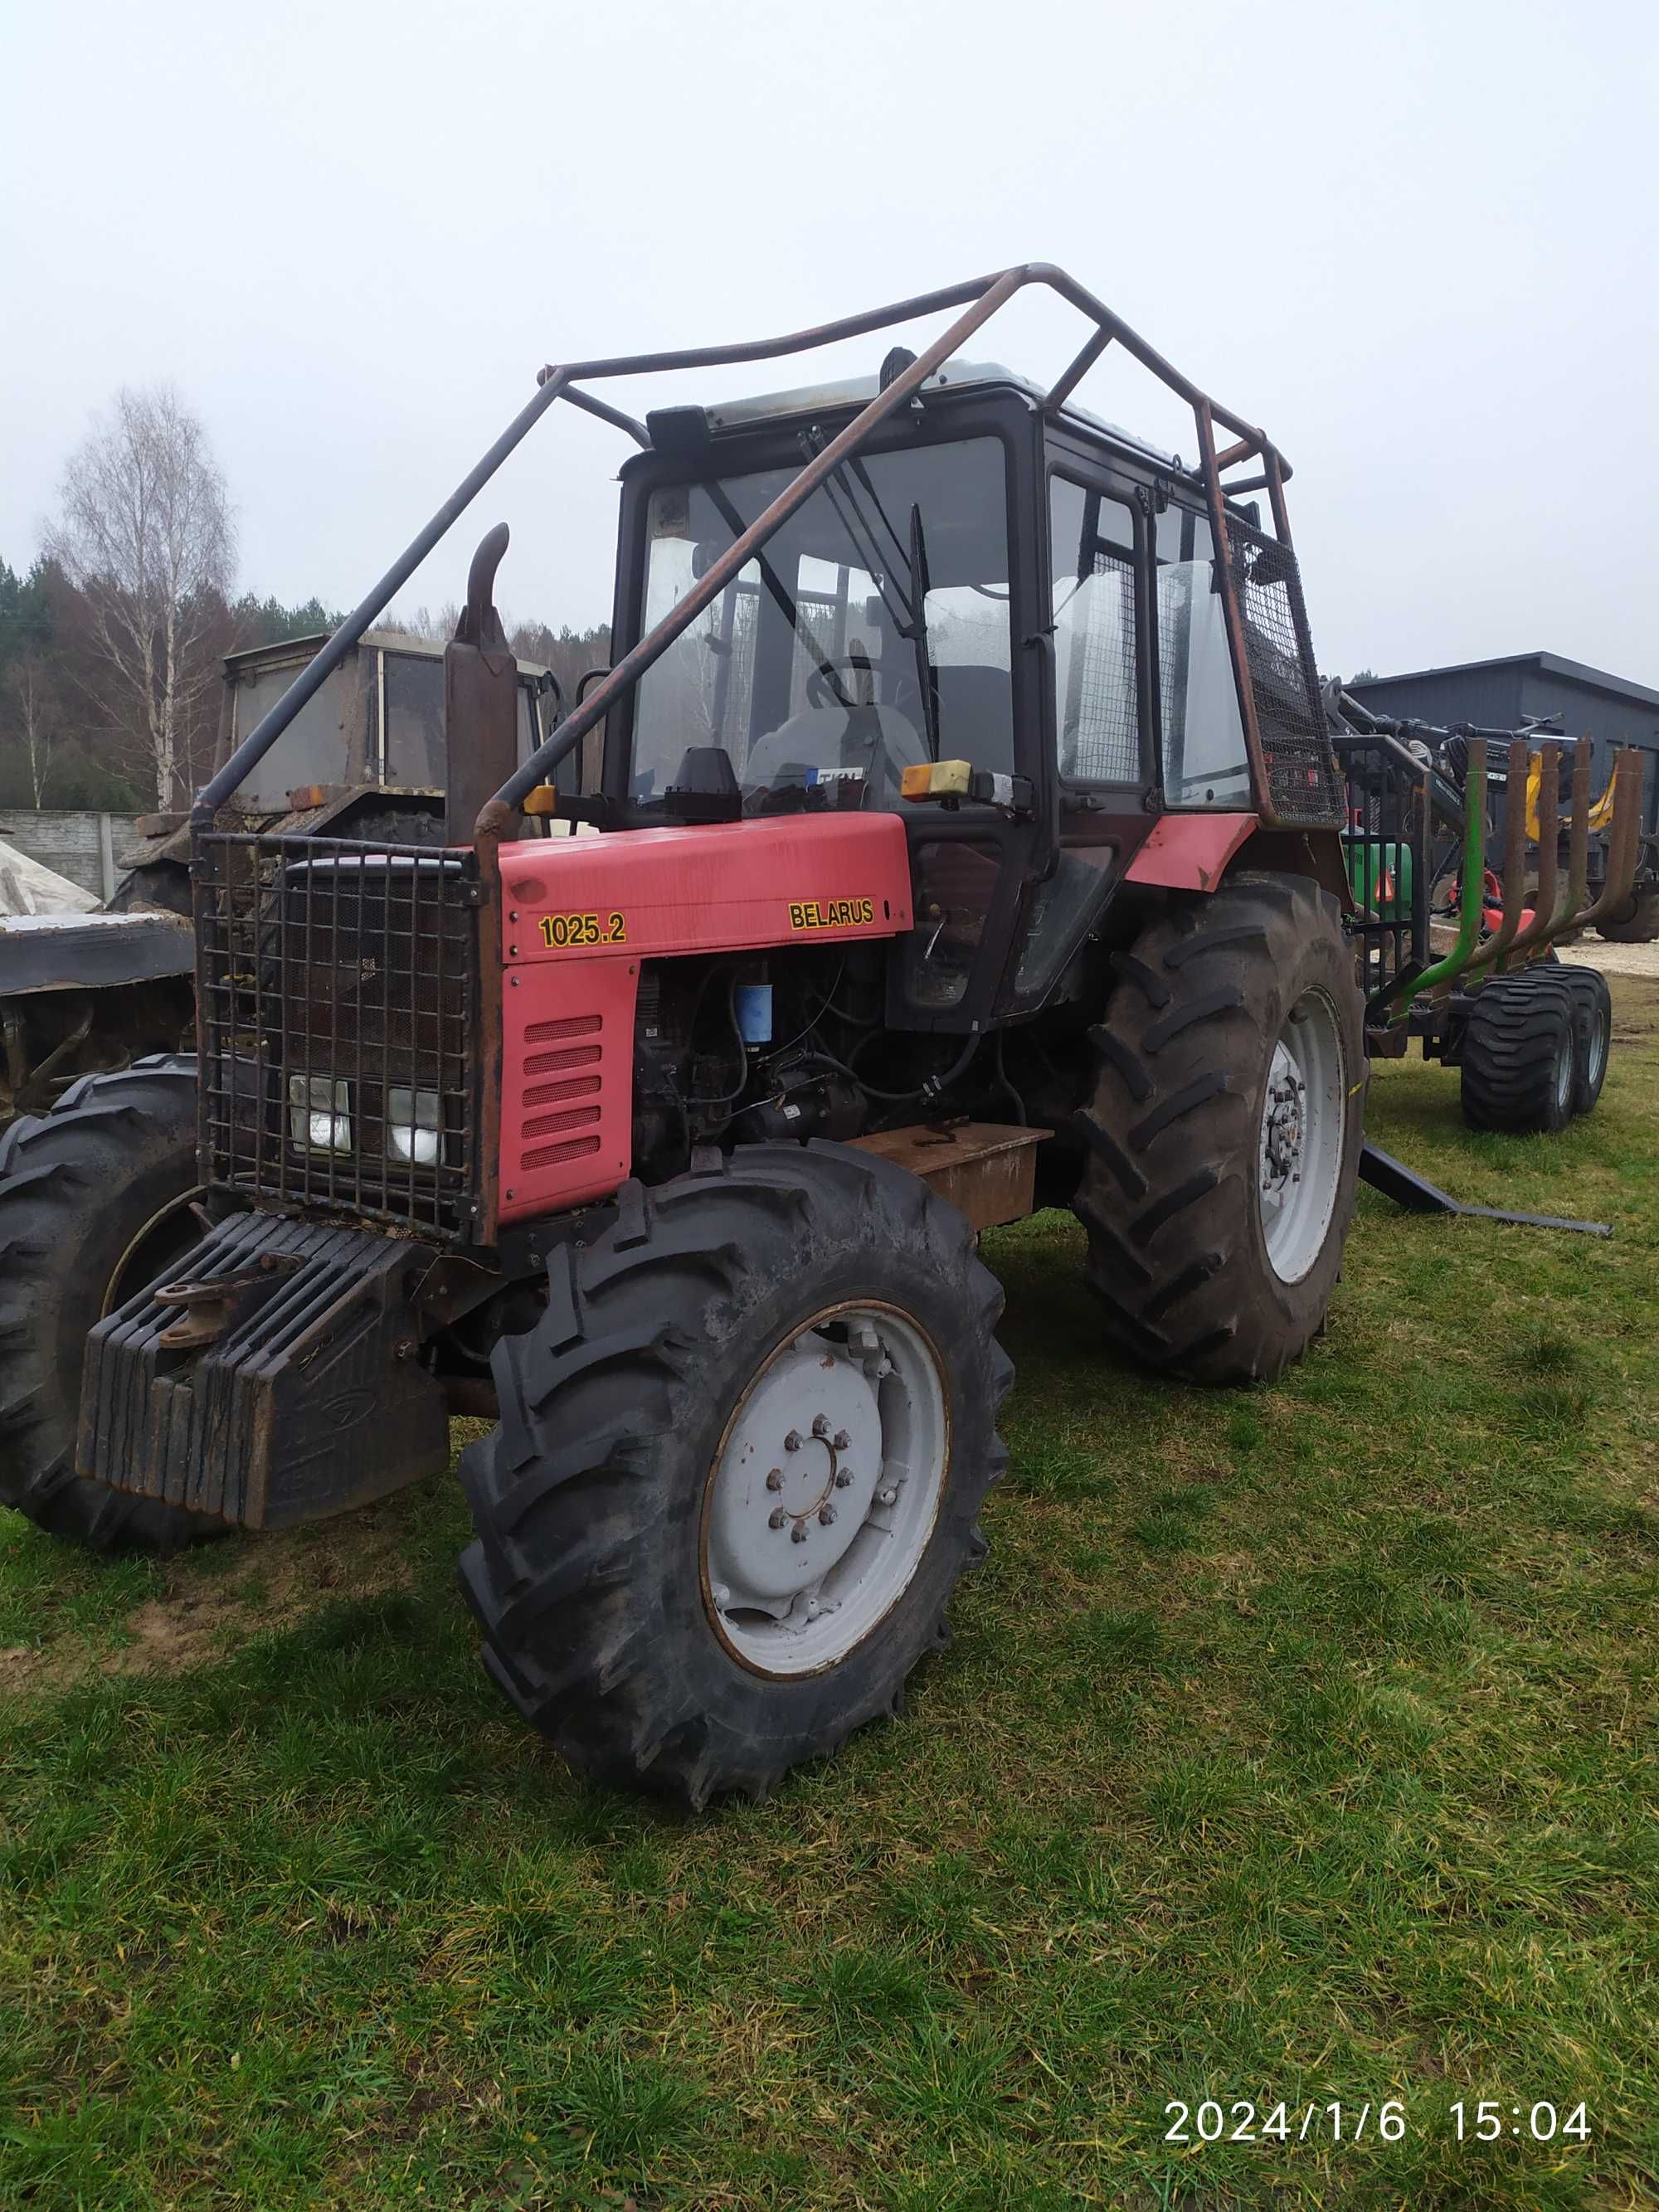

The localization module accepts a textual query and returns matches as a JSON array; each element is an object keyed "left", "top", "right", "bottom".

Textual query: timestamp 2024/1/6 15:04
[{"left": 1163, "top": 2099, "right": 1592, "bottom": 2146}]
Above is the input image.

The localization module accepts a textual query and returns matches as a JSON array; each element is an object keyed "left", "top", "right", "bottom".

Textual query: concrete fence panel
[{"left": 0, "top": 810, "right": 144, "bottom": 904}]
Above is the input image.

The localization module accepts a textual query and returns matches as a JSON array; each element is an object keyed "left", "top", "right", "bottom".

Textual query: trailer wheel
[
  {"left": 1596, "top": 890, "right": 1658, "bottom": 946},
  {"left": 0, "top": 1057, "right": 216, "bottom": 1553},
  {"left": 458, "top": 1143, "right": 1010, "bottom": 1806},
  {"left": 1559, "top": 965, "right": 1612, "bottom": 1115},
  {"left": 1460, "top": 970, "right": 1578, "bottom": 1134},
  {"left": 1072, "top": 872, "right": 1365, "bottom": 1385}
]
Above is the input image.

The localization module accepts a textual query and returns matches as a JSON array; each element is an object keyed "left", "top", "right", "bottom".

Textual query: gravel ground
[
  {"left": 1573, "top": 933, "right": 1659, "bottom": 980},
  {"left": 1424, "top": 924, "right": 1659, "bottom": 980}
]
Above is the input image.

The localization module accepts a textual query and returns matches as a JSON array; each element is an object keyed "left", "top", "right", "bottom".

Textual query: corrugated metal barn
[{"left": 1349, "top": 654, "right": 1659, "bottom": 839}]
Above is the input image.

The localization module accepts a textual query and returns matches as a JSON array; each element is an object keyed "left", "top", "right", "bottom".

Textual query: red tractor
[{"left": 0, "top": 267, "right": 1371, "bottom": 1802}]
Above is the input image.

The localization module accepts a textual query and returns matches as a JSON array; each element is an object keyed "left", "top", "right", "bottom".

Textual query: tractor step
[
  {"left": 1359, "top": 1141, "right": 1611, "bottom": 1237},
  {"left": 77, "top": 1211, "right": 450, "bottom": 1530}
]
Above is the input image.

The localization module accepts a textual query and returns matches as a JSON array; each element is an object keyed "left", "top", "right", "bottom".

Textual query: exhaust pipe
[{"left": 445, "top": 523, "right": 520, "bottom": 847}]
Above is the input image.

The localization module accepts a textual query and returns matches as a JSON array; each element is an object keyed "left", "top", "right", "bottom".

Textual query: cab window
[
  {"left": 1048, "top": 477, "right": 1142, "bottom": 785},
  {"left": 1155, "top": 503, "right": 1250, "bottom": 806},
  {"left": 629, "top": 437, "right": 1013, "bottom": 816}
]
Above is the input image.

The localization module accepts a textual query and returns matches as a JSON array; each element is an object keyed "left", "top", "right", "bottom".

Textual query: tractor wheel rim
[
  {"left": 1554, "top": 1029, "right": 1575, "bottom": 1117},
  {"left": 1586, "top": 1007, "right": 1608, "bottom": 1092},
  {"left": 1258, "top": 989, "right": 1346, "bottom": 1286},
  {"left": 701, "top": 1300, "right": 949, "bottom": 1678}
]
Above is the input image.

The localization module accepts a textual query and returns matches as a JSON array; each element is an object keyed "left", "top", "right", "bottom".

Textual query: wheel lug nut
[
  {"left": 791, "top": 1522, "right": 809, "bottom": 1544},
  {"left": 811, "top": 1414, "right": 831, "bottom": 1439},
  {"left": 765, "top": 1468, "right": 783, "bottom": 1491},
  {"left": 769, "top": 1507, "right": 788, "bottom": 1529},
  {"left": 834, "top": 1469, "right": 853, "bottom": 1488},
  {"left": 819, "top": 1504, "right": 836, "bottom": 1526},
  {"left": 877, "top": 1487, "right": 898, "bottom": 1506},
  {"left": 832, "top": 1429, "right": 850, "bottom": 1451},
  {"left": 784, "top": 1431, "right": 801, "bottom": 1452}
]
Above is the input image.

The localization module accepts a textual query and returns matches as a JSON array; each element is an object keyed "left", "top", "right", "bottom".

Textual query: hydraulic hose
[{"left": 798, "top": 1030, "right": 982, "bottom": 1106}]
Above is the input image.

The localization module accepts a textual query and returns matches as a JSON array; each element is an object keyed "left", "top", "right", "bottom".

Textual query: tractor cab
[{"left": 599, "top": 356, "right": 1331, "bottom": 1030}]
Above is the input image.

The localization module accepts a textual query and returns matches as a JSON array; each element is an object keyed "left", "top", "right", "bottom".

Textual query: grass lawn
[{"left": 2, "top": 981, "right": 1656, "bottom": 2210}]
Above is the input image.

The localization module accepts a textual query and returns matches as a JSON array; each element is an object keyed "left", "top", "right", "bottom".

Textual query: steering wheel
[{"left": 805, "top": 656, "right": 878, "bottom": 712}]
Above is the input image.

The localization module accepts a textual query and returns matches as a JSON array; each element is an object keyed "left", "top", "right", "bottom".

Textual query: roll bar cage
[{"left": 196, "top": 262, "right": 1305, "bottom": 840}]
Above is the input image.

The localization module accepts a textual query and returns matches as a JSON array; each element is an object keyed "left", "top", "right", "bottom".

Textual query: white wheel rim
[
  {"left": 1586, "top": 1008, "right": 1608, "bottom": 1092},
  {"left": 1554, "top": 1028, "right": 1575, "bottom": 1117},
  {"left": 1258, "top": 989, "right": 1346, "bottom": 1285},
  {"left": 701, "top": 1301, "right": 949, "bottom": 1678}
]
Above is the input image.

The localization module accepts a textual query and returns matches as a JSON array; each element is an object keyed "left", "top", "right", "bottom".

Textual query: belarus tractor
[{"left": 0, "top": 265, "right": 1637, "bottom": 1804}]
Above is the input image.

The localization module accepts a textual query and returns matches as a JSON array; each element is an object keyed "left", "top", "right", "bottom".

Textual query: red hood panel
[
  {"left": 499, "top": 814, "right": 912, "bottom": 963},
  {"left": 495, "top": 814, "right": 912, "bottom": 1228}
]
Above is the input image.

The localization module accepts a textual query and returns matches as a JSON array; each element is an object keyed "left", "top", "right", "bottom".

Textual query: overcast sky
[{"left": 3, "top": 0, "right": 1655, "bottom": 686}]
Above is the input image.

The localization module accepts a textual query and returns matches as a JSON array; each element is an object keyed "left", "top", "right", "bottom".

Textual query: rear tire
[
  {"left": 1459, "top": 970, "right": 1578, "bottom": 1134},
  {"left": 0, "top": 1057, "right": 216, "bottom": 1552},
  {"left": 1596, "top": 890, "right": 1658, "bottom": 945},
  {"left": 458, "top": 1143, "right": 1010, "bottom": 1806},
  {"left": 1072, "top": 872, "right": 1365, "bottom": 1386},
  {"left": 1559, "top": 965, "right": 1612, "bottom": 1115}
]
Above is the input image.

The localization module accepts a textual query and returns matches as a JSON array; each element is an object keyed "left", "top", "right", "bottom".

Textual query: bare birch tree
[
  {"left": 6, "top": 651, "right": 58, "bottom": 805},
  {"left": 45, "top": 386, "right": 236, "bottom": 807}
]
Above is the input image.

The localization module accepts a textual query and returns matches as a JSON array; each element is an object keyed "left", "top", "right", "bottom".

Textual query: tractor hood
[
  {"left": 496, "top": 814, "right": 912, "bottom": 968},
  {"left": 494, "top": 813, "right": 913, "bottom": 1226}
]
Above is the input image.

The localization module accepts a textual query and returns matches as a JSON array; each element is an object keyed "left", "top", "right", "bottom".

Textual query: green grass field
[{"left": 2, "top": 981, "right": 1656, "bottom": 2210}]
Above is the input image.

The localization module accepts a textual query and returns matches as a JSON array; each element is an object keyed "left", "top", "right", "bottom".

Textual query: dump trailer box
[{"left": 77, "top": 1212, "right": 450, "bottom": 1529}]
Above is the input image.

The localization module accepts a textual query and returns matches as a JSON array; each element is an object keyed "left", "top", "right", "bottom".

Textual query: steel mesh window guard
[
  {"left": 195, "top": 832, "right": 479, "bottom": 1237},
  {"left": 1228, "top": 523, "right": 1345, "bottom": 829},
  {"left": 1060, "top": 550, "right": 1141, "bottom": 783}
]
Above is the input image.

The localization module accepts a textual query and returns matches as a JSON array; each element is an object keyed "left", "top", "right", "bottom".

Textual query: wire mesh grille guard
[
  {"left": 1332, "top": 736, "right": 1430, "bottom": 999},
  {"left": 195, "top": 833, "right": 479, "bottom": 1237},
  {"left": 1227, "top": 523, "right": 1345, "bottom": 829},
  {"left": 1062, "top": 550, "right": 1140, "bottom": 783}
]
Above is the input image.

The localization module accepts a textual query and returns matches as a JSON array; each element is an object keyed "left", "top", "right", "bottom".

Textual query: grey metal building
[{"left": 1349, "top": 653, "right": 1659, "bottom": 839}]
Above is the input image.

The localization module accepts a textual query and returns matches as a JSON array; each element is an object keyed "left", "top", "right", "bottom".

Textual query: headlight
[
  {"left": 289, "top": 1075, "right": 352, "bottom": 1153},
  {"left": 387, "top": 1086, "right": 441, "bottom": 1165}
]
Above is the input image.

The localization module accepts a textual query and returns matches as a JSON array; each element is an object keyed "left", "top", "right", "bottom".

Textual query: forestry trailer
[{"left": 0, "top": 265, "right": 1642, "bottom": 1804}]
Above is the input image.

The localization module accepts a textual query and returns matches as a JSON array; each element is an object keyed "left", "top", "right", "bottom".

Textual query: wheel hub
[
  {"left": 702, "top": 1304, "right": 948, "bottom": 1676},
  {"left": 1260, "top": 1046, "right": 1306, "bottom": 1194},
  {"left": 705, "top": 1344, "right": 883, "bottom": 1606},
  {"left": 1256, "top": 991, "right": 1346, "bottom": 1286}
]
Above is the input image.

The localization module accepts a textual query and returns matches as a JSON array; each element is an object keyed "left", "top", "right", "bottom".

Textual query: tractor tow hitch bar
[{"left": 1359, "top": 1142, "right": 1610, "bottom": 1238}]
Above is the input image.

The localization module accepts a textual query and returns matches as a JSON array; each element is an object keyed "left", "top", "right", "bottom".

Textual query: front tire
[
  {"left": 0, "top": 1058, "right": 216, "bottom": 1552},
  {"left": 1072, "top": 872, "right": 1365, "bottom": 1385},
  {"left": 459, "top": 1143, "right": 1010, "bottom": 1806}
]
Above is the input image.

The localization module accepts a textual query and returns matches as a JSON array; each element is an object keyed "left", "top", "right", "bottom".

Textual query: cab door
[
  {"left": 885, "top": 399, "right": 1055, "bottom": 1035},
  {"left": 994, "top": 432, "right": 1158, "bottom": 1015}
]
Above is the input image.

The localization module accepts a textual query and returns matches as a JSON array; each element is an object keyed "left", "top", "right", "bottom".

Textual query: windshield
[{"left": 629, "top": 436, "right": 1013, "bottom": 814}]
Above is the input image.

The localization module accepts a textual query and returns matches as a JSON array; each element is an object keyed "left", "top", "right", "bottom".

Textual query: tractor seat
[{"left": 742, "top": 705, "right": 925, "bottom": 809}]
